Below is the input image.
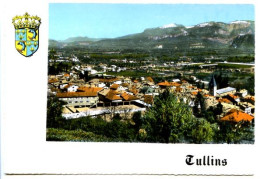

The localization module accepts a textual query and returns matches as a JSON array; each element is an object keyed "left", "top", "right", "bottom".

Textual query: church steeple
[{"left": 209, "top": 75, "right": 217, "bottom": 96}]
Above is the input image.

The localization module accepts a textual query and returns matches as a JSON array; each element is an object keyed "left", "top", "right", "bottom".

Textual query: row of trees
[{"left": 226, "top": 56, "right": 254, "bottom": 63}]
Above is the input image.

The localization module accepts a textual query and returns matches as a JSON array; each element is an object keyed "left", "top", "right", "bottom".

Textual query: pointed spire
[
  {"left": 208, "top": 74, "right": 217, "bottom": 96},
  {"left": 209, "top": 75, "right": 217, "bottom": 88}
]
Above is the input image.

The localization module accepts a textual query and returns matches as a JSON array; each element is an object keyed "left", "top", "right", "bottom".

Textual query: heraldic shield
[{"left": 12, "top": 13, "right": 41, "bottom": 57}]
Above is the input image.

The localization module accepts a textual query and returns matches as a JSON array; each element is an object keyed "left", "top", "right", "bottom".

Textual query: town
[{"left": 47, "top": 48, "right": 255, "bottom": 143}]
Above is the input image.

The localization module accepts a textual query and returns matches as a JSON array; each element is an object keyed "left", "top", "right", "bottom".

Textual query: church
[{"left": 208, "top": 75, "right": 236, "bottom": 97}]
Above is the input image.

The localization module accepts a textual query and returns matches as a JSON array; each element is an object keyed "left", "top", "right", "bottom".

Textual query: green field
[{"left": 217, "top": 63, "right": 253, "bottom": 69}]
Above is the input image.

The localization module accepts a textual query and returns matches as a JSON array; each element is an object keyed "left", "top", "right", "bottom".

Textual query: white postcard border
[{"left": 1, "top": 0, "right": 259, "bottom": 177}]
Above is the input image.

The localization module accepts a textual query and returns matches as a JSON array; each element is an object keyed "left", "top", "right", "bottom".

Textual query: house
[
  {"left": 124, "top": 77, "right": 132, "bottom": 84},
  {"left": 204, "top": 94, "right": 218, "bottom": 109},
  {"left": 186, "top": 85, "right": 198, "bottom": 93},
  {"left": 140, "top": 86, "right": 154, "bottom": 95},
  {"left": 172, "top": 79, "right": 181, "bottom": 83},
  {"left": 218, "top": 98, "right": 233, "bottom": 105},
  {"left": 226, "top": 94, "right": 240, "bottom": 104},
  {"left": 56, "top": 87, "right": 103, "bottom": 108},
  {"left": 237, "top": 89, "right": 248, "bottom": 97},
  {"left": 129, "top": 86, "right": 139, "bottom": 95},
  {"left": 121, "top": 92, "right": 138, "bottom": 101},
  {"left": 67, "top": 84, "right": 79, "bottom": 92},
  {"left": 64, "top": 73, "right": 70, "bottom": 78},
  {"left": 105, "top": 90, "right": 122, "bottom": 102},
  {"left": 59, "top": 83, "right": 69, "bottom": 90},
  {"left": 122, "top": 83, "right": 129, "bottom": 88},
  {"left": 146, "top": 77, "right": 154, "bottom": 83},
  {"left": 99, "top": 77, "right": 119, "bottom": 86},
  {"left": 110, "top": 83, "right": 119, "bottom": 90},
  {"left": 216, "top": 87, "right": 236, "bottom": 97},
  {"left": 117, "top": 86, "right": 127, "bottom": 92},
  {"left": 239, "top": 102, "right": 254, "bottom": 114},
  {"left": 244, "top": 96, "right": 255, "bottom": 105},
  {"left": 191, "top": 91, "right": 198, "bottom": 96},
  {"left": 98, "top": 83, "right": 106, "bottom": 88},
  {"left": 157, "top": 81, "right": 181, "bottom": 88},
  {"left": 221, "top": 109, "right": 254, "bottom": 123}
]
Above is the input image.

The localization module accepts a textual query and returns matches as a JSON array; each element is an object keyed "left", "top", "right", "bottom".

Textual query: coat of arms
[{"left": 12, "top": 12, "right": 41, "bottom": 57}]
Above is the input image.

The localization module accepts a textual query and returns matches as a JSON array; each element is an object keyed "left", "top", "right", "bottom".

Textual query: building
[
  {"left": 237, "top": 89, "right": 248, "bottom": 97},
  {"left": 244, "top": 96, "right": 255, "bottom": 105},
  {"left": 56, "top": 87, "right": 103, "bottom": 108},
  {"left": 239, "top": 102, "right": 255, "bottom": 114},
  {"left": 121, "top": 92, "right": 138, "bottom": 101},
  {"left": 104, "top": 90, "right": 122, "bottom": 102},
  {"left": 221, "top": 109, "right": 254, "bottom": 123},
  {"left": 216, "top": 87, "right": 236, "bottom": 97},
  {"left": 226, "top": 94, "right": 240, "bottom": 104},
  {"left": 208, "top": 75, "right": 217, "bottom": 96},
  {"left": 204, "top": 94, "right": 218, "bottom": 109}
]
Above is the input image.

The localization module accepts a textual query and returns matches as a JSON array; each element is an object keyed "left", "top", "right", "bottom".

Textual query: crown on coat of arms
[{"left": 12, "top": 12, "right": 41, "bottom": 29}]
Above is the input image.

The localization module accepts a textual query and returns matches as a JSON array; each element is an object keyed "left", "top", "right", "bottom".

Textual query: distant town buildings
[{"left": 48, "top": 53, "right": 254, "bottom": 122}]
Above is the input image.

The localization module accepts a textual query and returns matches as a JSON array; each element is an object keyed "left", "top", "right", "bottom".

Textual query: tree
[
  {"left": 214, "top": 102, "right": 223, "bottom": 116},
  {"left": 47, "top": 97, "right": 66, "bottom": 128},
  {"left": 214, "top": 72, "right": 229, "bottom": 89},
  {"left": 141, "top": 90, "right": 195, "bottom": 143},
  {"left": 216, "top": 121, "right": 254, "bottom": 144},
  {"left": 48, "top": 49, "right": 58, "bottom": 75},
  {"left": 132, "top": 111, "right": 142, "bottom": 130},
  {"left": 48, "top": 48, "right": 58, "bottom": 62},
  {"left": 193, "top": 92, "right": 206, "bottom": 117},
  {"left": 201, "top": 83, "right": 205, "bottom": 89},
  {"left": 191, "top": 118, "right": 216, "bottom": 143}
]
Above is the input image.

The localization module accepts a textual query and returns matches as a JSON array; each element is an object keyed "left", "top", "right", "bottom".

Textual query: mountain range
[{"left": 49, "top": 20, "right": 254, "bottom": 52}]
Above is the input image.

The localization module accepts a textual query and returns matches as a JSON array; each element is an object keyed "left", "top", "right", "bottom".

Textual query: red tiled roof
[
  {"left": 105, "top": 90, "right": 122, "bottom": 101},
  {"left": 218, "top": 98, "right": 232, "bottom": 104},
  {"left": 121, "top": 92, "right": 138, "bottom": 101},
  {"left": 77, "top": 87, "right": 103, "bottom": 92},
  {"left": 245, "top": 96, "right": 255, "bottom": 101},
  {"left": 146, "top": 77, "right": 154, "bottom": 83},
  {"left": 221, "top": 109, "right": 254, "bottom": 122},
  {"left": 191, "top": 91, "right": 198, "bottom": 95},
  {"left": 188, "top": 86, "right": 196, "bottom": 89},
  {"left": 64, "top": 73, "right": 70, "bottom": 77},
  {"left": 57, "top": 87, "right": 102, "bottom": 98},
  {"left": 110, "top": 84, "right": 119, "bottom": 90},
  {"left": 175, "top": 87, "right": 183, "bottom": 92},
  {"left": 158, "top": 81, "right": 181, "bottom": 87},
  {"left": 204, "top": 94, "right": 214, "bottom": 97},
  {"left": 99, "top": 78, "right": 119, "bottom": 83},
  {"left": 170, "top": 82, "right": 181, "bottom": 87},
  {"left": 228, "top": 94, "right": 239, "bottom": 99},
  {"left": 130, "top": 86, "right": 139, "bottom": 95},
  {"left": 48, "top": 78, "right": 59, "bottom": 84}
]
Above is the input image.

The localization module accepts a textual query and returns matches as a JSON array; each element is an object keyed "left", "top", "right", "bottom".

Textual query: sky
[{"left": 49, "top": 4, "right": 254, "bottom": 41}]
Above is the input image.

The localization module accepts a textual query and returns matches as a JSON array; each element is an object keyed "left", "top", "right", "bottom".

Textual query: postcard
[{"left": 1, "top": 0, "right": 259, "bottom": 178}]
